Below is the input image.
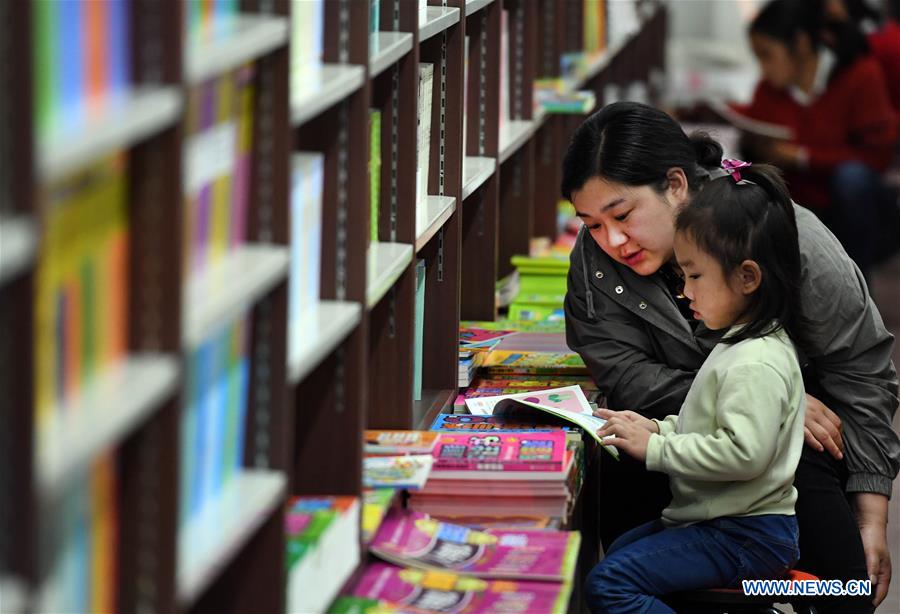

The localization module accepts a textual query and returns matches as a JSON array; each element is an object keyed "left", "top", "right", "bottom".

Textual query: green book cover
[
  {"left": 34, "top": 0, "right": 56, "bottom": 138},
  {"left": 369, "top": 109, "right": 382, "bottom": 243}
]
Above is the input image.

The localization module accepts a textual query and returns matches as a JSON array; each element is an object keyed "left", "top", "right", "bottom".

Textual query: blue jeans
[{"left": 585, "top": 514, "right": 800, "bottom": 614}]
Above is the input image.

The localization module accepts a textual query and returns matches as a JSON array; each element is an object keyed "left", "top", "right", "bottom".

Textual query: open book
[
  {"left": 709, "top": 99, "right": 794, "bottom": 140},
  {"left": 464, "top": 385, "right": 619, "bottom": 459}
]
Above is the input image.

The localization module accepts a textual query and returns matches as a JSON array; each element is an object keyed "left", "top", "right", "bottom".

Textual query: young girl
[{"left": 584, "top": 163, "right": 806, "bottom": 614}]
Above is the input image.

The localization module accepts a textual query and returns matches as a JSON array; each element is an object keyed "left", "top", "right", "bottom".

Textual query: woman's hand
[
  {"left": 594, "top": 408, "right": 659, "bottom": 433},
  {"left": 596, "top": 409, "right": 656, "bottom": 462},
  {"left": 804, "top": 393, "right": 844, "bottom": 460},
  {"left": 854, "top": 493, "right": 892, "bottom": 607}
]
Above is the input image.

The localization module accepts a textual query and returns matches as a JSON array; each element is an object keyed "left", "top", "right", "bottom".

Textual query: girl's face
[
  {"left": 571, "top": 172, "right": 689, "bottom": 276},
  {"left": 673, "top": 232, "right": 755, "bottom": 331},
  {"left": 750, "top": 32, "right": 799, "bottom": 90}
]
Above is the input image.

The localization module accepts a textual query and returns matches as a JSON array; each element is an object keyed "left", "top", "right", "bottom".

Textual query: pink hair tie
[{"left": 721, "top": 158, "right": 752, "bottom": 183}]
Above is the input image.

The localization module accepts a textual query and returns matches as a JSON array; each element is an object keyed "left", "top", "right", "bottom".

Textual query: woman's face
[
  {"left": 750, "top": 32, "right": 800, "bottom": 90},
  {"left": 571, "top": 172, "right": 688, "bottom": 276}
]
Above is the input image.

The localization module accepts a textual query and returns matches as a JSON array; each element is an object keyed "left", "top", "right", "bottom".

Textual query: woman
[
  {"left": 739, "top": 0, "right": 897, "bottom": 278},
  {"left": 563, "top": 101, "right": 899, "bottom": 612}
]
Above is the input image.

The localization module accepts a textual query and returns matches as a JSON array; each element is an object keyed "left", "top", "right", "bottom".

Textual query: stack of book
[
  {"left": 457, "top": 327, "right": 516, "bottom": 388},
  {"left": 286, "top": 496, "right": 361, "bottom": 614},
  {"left": 363, "top": 430, "right": 437, "bottom": 491},
  {"left": 507, "top": 255, "right": 569, "bottom": 322},
  {"left": 342, "top": 510, "right": 580, "bottom": 613},
  {"left": 409, "top": 429, "right": 576, "bottom": 520}
]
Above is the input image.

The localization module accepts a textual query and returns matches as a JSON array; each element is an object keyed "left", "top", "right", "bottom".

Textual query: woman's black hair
[
  {"left": 750, "top": 0, "right": 870, "bottom": 77},
  {"left": 675, "top": 164, "right": 806, "bottom": 345},
  {"left": 560, "top": 101, "right": 723, "bottom": 201}
]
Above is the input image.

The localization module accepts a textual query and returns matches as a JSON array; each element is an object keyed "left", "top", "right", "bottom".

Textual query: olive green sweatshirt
[{"left": 646, "top": 326, "right": 805, "bottom": 527}]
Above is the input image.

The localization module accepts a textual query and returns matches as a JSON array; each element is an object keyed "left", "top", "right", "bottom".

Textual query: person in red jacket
[
  {"left": 741, "top": 0, "right": 897, "bottom": 279},
  {"left": 868, "top": 1, "right": 900, "bottom": 112},
  {"left": 826, "top": 0, "right": 900, "bottom": 112}
]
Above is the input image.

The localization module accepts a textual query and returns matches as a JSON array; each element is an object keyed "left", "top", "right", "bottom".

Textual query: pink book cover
[
  {"left": 352, "top": 562, "right": 572, "bottom": 613},
  {"left": 459, "top": 328, "right": 518, "bottom": 348},
  {"left": 369, "top": 510, "right": 580, "bottom": 582},
  {"left": 431, "top": 432, "right": 567, "bottom": 473}
]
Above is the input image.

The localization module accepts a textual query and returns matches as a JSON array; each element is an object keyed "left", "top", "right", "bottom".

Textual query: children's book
[
  {"left": 430, "top": 413, "right": 579, "bottom": 438},
  {"left": 464, "top": 386, "right": 618, "bottom": 459},
  {"left": 363, "top": 489, "right": 398, "bottom": 544},
  {"left": 430, "top": 432, "right": 570, "bottom": 479},
  {"left": 351, "top": 563, "right": 573, "bottom": 613},
  {"left": 481, "top": 350, "right": 588, "bottom": 375},
  {"left": 364, "top": 455, "right": 434, "bottom": 490},
  {"left": 369, "top": 509, "right": 581, "bottom": 582},
  {"left": 365, "top": 431, "right": 440, "bottom": 456},
  {"left": 459, "top": 328, "right": 518, "bottom": 348}
]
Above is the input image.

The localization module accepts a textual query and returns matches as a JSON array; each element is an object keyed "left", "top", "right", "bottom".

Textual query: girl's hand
[
  {"left": 596, "top": 415, "right": 654, "bottom": 462},
  {"left": 594, "top": 408, "right": 659, "bottom": 433}
]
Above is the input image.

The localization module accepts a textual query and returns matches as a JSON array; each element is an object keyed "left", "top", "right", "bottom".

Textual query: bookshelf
[{"left": 0, "top": 0, "right": 667, "bottom": 612}]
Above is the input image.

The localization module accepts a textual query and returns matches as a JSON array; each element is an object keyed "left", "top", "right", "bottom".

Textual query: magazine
[
  {"left": 364, "top": 455, "right": 434, "bottom": 490},
  {"left": 351, "top": 563, "right": 573, "bottom": 613},
  {"left": 369, "top": 509, "right": 581, "bottom": 582}
]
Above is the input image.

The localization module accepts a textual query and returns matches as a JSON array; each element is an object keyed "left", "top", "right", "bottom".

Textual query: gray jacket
[{"left": 565, "top": 204, "right": 900, "bottom": 496}]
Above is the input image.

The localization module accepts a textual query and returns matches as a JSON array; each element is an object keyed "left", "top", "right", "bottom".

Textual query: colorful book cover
[
  {"left": 363, "top": 489, "right": 397, "bottom": 544},
  {"left": 458, "top": 328, "right": 518, "bottom": 348},
  {"left": 352, "top": 563, "right": 572, "bottom": 613},
  {"left": 482, "top": 350, "right": 588, "bottom": 375},
  {"left": 464, "top": 386, "right": 618, "bottom": 459},
  {"left": 430, "top": 413, "right": 577, "bottom": 435},
  {"left": 364, "top": 455, "right": 435, "bottom": 490},
  {"left": 460, "top": 319, "right": 567, "bottom": 334},
  {"left": 365, "top": 431, "right": 440, "bottom": 456},
  {"left": 370, "top": 510, "right": 581, "bottom": 582},
  {"left": 330, "top": 595, "right": 421, "bottom": 614},
  {"left": 370, "top": 109, "right": 382, "bottom": 243},
  {"left": 413, "top": 260, "right": 425, "bottom": 400},
  {"left": 431, "top": 432, "right": 568, "bottom": 474}
]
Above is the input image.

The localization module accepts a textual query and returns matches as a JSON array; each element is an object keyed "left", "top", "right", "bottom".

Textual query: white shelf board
[
  {"left": 465, "top": 0, "right": 496, "bottom": 16},
  {"left": 183, "top": 244, "right": 289, "bottom": 348},
  {"left": 415, "top": 196, "right": 456, "bottom": 252},
  {"left": 0, "top": 215, "right": 37, "bottom": 286},
  {"left": 499, "top": 119, "right": 538, "bottom": 164},
  {"left": 462, "top": 156, "right": 496, "bottom": 200},
  {"left": 186, "top": 13, "right": 289, "bottom": 84},
  {"left": 419, "top": 6, "right": 460, "bottom": 42},
  {"left": 289, "top": 300, "right": 362, "bottom": 385},
  {"left": 38, "top": 86, "right": 182, "bottom": 183},
  {"left": 369, "top": 32, "right": 414, "bottom": 78},
  {"left": 37, "top": 355, "right": 179, "bottom": 497},
  {"left": 291, "top": 64, "right": 366, "bottom": 127},
  {"left": 366, "top": 242, "right": 413, "bottom": 309},
  {"left": 177, "top": 470, "right": 286, "bottom": 605},
  {"left": 0, "top": 575, "right": 30, "bottom": 614}
]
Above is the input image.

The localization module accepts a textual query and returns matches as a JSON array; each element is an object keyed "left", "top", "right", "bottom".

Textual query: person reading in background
[
  {"left": 584, "top": 163, "right": 806, "bottom": 614},
  {"left": 740, "top": 0, "right": 897, "bottom": 279},
  {"left": 563, "top": 101, "right": 899, "bottom": 613}
]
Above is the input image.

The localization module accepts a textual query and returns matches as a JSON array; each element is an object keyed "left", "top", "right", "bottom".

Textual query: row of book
[
  {"left": 32, "top": 0, "right": 131, "bottom": 140},
  {"left": 183, "top": 63, "right": 255, "bottom": 277},
  {"left": 37, "top": 454, "right": 118, "bottom": 613},
  {"left": 34, "top": 154, "right": 129, "bottom": 422},
  {"left": 179, "top": 315, "right": 251, "bottom": 526},
  {"left": 185, "top": 0, "right": 240, "bottom": 43}
]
